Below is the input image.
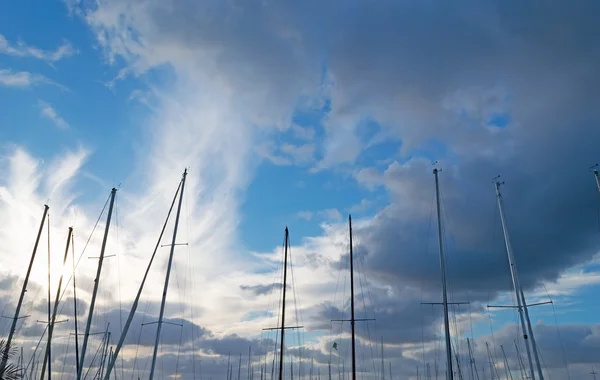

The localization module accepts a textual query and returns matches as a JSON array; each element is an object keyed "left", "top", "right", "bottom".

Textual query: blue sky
[{"left": 1, "top": 1, "right": 600, "bottom": 380}]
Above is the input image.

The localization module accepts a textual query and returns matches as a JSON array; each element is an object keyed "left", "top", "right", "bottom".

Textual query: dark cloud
[
  {"left": 63, "top": 0, "right": 600, "bottom": 378},
  {"left": 240, "top": 283, "right": 284, "bottom": 296}
]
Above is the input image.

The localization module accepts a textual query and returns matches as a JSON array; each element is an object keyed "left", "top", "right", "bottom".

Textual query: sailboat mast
[
  {"left": 381, "top": 337, "right": 384, "bottom": 380},
  {"left": 500, "top": 345, "right": 514, "bottom": 380},
  {"left": 514, "top": 341, "right": 527, "bottom": 380},
  {"left": 348, "top": 215, "right": 357, "bottom": 380},
  {"left": 485, "top": 342, "right": 495, "bottom": 380},
  {"left": 279, "top": 227, "right": 289, "bottom": 380},
  {"left": 433, "top": 168, "right": 453, "bottom": 380},
  {"left": 41, "top": 227, "right": 73, "bottom": 379},
  {"left": 1, "top": 204, "right": 48, "bottom": 371},
  {"left": 72, "top": 232, "right": 80, "bottom": 376},
  {"left": 103, "top": 177, "right": 183, "bottom": 380},
  {"left": 149, "top": 169, "right": 187, "bottom": 380},
  {"left": 45, "top": 215, "right": 51, "bottom": 380},
  {"left": 78, "top": 188, "right": 117, "bottom": 380},
  {"left": 494, "top": 181, "right": 543, "bottom": 380}
]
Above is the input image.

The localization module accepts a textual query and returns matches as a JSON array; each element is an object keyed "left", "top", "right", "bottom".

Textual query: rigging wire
[
  {"left": 355, "top": 251, "right": 378, "bottom": 378},
  {"left": 185, "top": 184, "right": 198, "bottom": 380},
  {"left": 438, "top": 177, "right": 467, "bottom": 373},
  {"left": 540, "top": 282, "right": 571, "bottom": 380},
  {"left": 114, "top": 192, "right": 125, "bottom": 380},
  {"left": 59, "top": 328, "right": 72, "bottom": 380},
  {"left": 420, "top": 186, "right": 436, "bottom": 379},
  {"left": 287, "top": 235, "right": 306, "bottom": 379},
  {"left": 258, "top": 229, "right": 286, "bottom": 380},
  {"left": 328, "top": 225, "right": 349, "bottom": 365}
]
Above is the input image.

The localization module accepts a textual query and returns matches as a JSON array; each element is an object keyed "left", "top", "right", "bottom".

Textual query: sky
[{"left": 1, "top": 0, "right": 600, "bottom": 379}]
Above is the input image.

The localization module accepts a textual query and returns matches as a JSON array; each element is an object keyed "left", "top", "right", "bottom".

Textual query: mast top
[{"left": 493, "top": 175, "right": 505, "bottom": 191}]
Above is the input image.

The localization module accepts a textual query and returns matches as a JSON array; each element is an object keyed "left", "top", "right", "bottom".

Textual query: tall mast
[
  {"left": 485, "top": 342, "right": 495, "bottom": 380},
  {"left": 279, "top": 227, "right": 289, "bottom": 380},
  {"left": 72, "top": 232, "right": 80, "bottom": 376},
  {"left": 381, "top": 337, "right": 384, "bottom": 380},
  {"left": 78, "top": 188, "right": 117, "bottom": 379},
  {"left": 41, "top": 227, "right": 73, "bottom": 379},
  {"left": 433, "top": 168, "right": 453, "bottom": 380},
  {"left": 149, "top": 169, "right": 187, "bottom": 380},
  {"left": 1, "top": 205, "right": 49, "bottom": 371},
  {"left": 514, "top": 341, "right": 527, "bottom": 380},
  {"left": 103, "top": 177, "right": 183, "bottom": 380},
  {"left": 227, "top": 353, "right": 231, "bottom": 380},
  {"left": 500, "top": 345, "right": 514, "bottom": 380},
  {"left": 348, "top": 216, "right": 357, "bottom": 380},
  {"left": 494, "top": 180, "right": 543, "bottom": 380},
  {"left": 466, "top": 338, "right": 479, "bottom": 380},
  {"left": 45, "top": 214, "right": 51, "bottom": 380}
]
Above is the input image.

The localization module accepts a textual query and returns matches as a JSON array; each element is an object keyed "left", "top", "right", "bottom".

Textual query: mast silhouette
[
  {"left": 278, "top": 227, "right": 289, "bottom": 380},
  {"left": 78, "top": 188, "right": 117, "bottom": 380},
  {"left": 72, "top": 232, "right": 80, "bottom": 376},
  {"left": 40, "top": 227, "right": 73, "bottom": 379},
  {"left": 1, "top": 205, "right": 49, "bottom": 371},
  {"left": 149, "top": 169, "right": 187, "bottom": 380},
  {"left": 330, "top": 216, "right": 374, "bottom": 380},
  {"left": 494, "top": 180, "right": 543, "bottom": 380},
  {"left": 103, "top": 175, "right": 183, "bottom": 380},
  {"left": 433, "top": 168, "right": 453, "bottom": 380},
  {"left": 262, "top": 228, "right": 305, "bottom": 380},
  {"left": 349, "top": 216, "right": 357, "bottom": 380}
]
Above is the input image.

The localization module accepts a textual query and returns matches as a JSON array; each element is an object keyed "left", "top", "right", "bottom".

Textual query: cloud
[
  {"left": 240, "top": 283, "right": 283, "bottom": 296},
  {"left": 291, "top": 125, "right": 316, "bottom": 141},
  {"left": 318, "top": 209, "right": 342, "bottom": 221},
  {"left": 0, "top": 69, "right": 61, "bottom": 88},
  {"left": 0, "top": 34, "right": 76, "bottom": 62},
  {"left": 297, "top": 211, "right": 313, "bottom": 221},
  {"left": 39, "top": 101, "right": 69, "bottom": 129},
  {"left": 256, "top": 141, "right": 316, "bottom": 166},
  {"left": 297, "top": 209, "right": 341, "bottom": 222}
]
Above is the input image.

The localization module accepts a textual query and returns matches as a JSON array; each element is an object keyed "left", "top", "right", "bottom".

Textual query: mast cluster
[{"left": 2, "top": 165, "right": 598, "bottom": 379}]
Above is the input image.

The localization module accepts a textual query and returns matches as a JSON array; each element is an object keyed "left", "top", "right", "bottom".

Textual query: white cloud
[
  {"left": 291, "top": 124, "right": 316, "bottom": 141},
  {"left": 257, "top": 141, "right": 316, "bottom": 166},
  {"left": 297, "top": 211, "right": 313, "bottom": 221},
  {"left": 39, "top": 101, "right": 69, "bottom": 129},
  {"left": 0, "top": 69, "right": 59, "bottom": 88},
  {"left": 0, "top": 34, "right": 76, "bottom": 62},
  {"left": 297, "top": 208, "right": 342, "bottom": 221},
  {"left": 319, "top": 208, "right": 342, "bottom": 221},
  {"left": 348, "top": 199, "right": 373, "bottom": 214}
]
